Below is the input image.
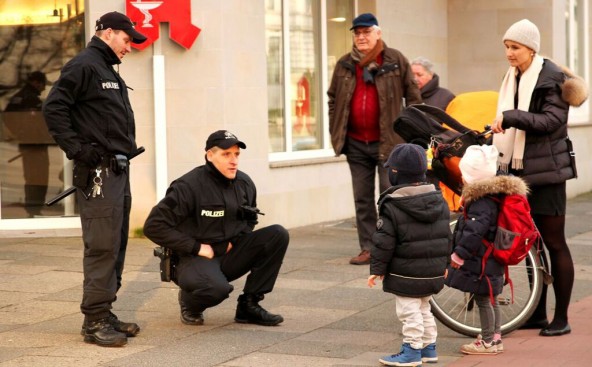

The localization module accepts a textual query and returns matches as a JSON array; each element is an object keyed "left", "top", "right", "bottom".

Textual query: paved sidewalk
[{"left": 1, "top": 192, "right": 591, "bottom": 366}]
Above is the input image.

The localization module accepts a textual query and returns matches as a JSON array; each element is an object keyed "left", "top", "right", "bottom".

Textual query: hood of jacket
[
  {"left": 421, "top": 73, "right": 441, "bottom": 98},
  {"left": 539, "top": 58, "right": 588, "bottom": 107},
  {"left": 382, "top": 183, "right": 444, "bottom": 223},
  {"left": 461, "top": 175, "right": 528, "bottom": 206},
  {"left": 561, "top": 70, "right": 588, "bottom": 107}
]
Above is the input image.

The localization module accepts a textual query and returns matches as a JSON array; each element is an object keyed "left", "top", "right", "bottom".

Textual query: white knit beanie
[
  {"left": 459, "top": 145, "right": 499, "bottom": 184},
  {"left": 503, "top": 19, "right": 540, "bottom": 53}
]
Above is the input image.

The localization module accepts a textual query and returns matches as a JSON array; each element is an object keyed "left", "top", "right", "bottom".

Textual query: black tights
[{"left": 530, "top": 214, "right": 574, "bottom": 329}]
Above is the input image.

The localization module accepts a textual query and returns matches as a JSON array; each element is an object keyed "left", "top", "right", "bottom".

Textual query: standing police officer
[
  {"left": 144, "top": 130, "right": 289, "bottom": 326},
  {"left": 43, "top": 12, "right": 147, "bottom": 347}
]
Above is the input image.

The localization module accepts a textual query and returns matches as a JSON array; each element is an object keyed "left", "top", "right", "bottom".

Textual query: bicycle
[{"left": 430, "top": 218, "right": 549, "bottom": 337}]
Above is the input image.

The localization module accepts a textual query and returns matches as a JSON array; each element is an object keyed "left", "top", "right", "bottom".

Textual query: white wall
[
  {"left": 86, "top": 0, "right": 590, "bottom": 233},
  {"left": 447, "top": 0, "right": 592, "bottom": 199},
  {"left": 378, "top": 0, "right": 451, "bottom": 88},
  {"left": 92, "top": 0, "right": 355, "bottom": 231}
]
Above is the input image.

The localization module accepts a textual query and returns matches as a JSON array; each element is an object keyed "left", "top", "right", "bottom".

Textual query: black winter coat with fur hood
[
  {"left": 501, "top": 59, "right": 588, "bottom": 186},
  {"left": 445, "top": 175, "right": 529, "bottom": 296}
]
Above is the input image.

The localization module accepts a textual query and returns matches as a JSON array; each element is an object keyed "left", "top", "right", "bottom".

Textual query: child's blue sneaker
[
  {"left": 421, "top": 343, "right": 438, "bottom": 363},
  {"left": 379, "top": 343, "right": 422, "bottom": 366}
]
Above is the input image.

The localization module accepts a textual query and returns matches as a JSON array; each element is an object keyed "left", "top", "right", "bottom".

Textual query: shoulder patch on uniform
[
  {"left": 162, "top": 196, "right": 177, "bottom": 209},
  {"left": 57, "top": 78, "right": 76, "bottom": 91}
]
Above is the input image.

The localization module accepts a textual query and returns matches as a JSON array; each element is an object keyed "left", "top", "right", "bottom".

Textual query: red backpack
[{"left": 479, "top": 194, "right": 541, "bottom": 303}]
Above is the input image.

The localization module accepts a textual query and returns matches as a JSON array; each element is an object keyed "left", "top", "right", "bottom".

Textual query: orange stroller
[
  {"left": 393, "top": 93, "right": 497, "bottom": 211},
  {"left": 442, "top": 91, "right": 499, "bottom": 211}
]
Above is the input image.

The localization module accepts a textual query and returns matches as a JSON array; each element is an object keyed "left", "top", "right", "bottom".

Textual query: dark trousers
[
  {"left": 177, "top": 224, "right": 289, "bottom": 312},
  {"left": 344, "top": 137, "right": 390, "bottom": 252},
  {"left": 77, "top": 164, "right": 131, "bottom": 321}
]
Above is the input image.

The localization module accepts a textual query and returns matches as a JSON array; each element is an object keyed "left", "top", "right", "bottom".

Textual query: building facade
[{"left": 0, "top": 0, "right": 590, "bottom": 234}]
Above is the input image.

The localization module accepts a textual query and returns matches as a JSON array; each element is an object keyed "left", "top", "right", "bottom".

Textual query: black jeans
[
  {"left": 344, "top": 137, "right": 390, "bottom": 252},
  {"left": 177, "top": 224, "right": 289, "bottom": 312}
]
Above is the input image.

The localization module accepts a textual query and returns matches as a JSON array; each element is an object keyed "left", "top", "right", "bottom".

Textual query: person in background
[
  {"left": 4, "top": 71, "right": 50, "bottom": 217},
  {"left": 43, "top": 11, "right": 147, "bottom": 347},
  {"left": 5, "top": 71, "right": 47, "bottom": 112},
  {"left": 328, "top": 13, "right": 422, "bottom": 265},
  {"left": 491, "top": 19, "right": 587, "bottom": 337},
  {"left": 368, "top": 143, "right": 450, "bottom": 366},
  {"left": 143, "top": 130, "right": 289, "bottom": 329},
  {"left": 411, "top": 57, "right": 455, "bottom": 110}
]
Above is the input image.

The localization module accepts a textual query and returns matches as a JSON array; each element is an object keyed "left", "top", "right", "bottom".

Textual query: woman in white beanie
[
  {"left": 490, "top": 19, "right": 588, "bottom": 337},
  {"left": 446, "top": 145, "right": 529, "bottom": 354}
]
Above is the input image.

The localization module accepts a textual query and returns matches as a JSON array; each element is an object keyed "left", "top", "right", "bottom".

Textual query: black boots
[
  {"left": 83, "top": 318, "right": 127, "bottom": 347},
  {"left": 176, "top": 291, "right": 281, "bottom": 326},
  {"left": 179, "top": 291, "right": 204, "bottom": 325},
  {"left": 235, "top": 294, "right": 283, "bottom": 326},
  {"left": 81, "top": 312, "right": 140, "bottom": 337},
  {"left": 108, "top": 312, "right": 140, "bottom": 336}
]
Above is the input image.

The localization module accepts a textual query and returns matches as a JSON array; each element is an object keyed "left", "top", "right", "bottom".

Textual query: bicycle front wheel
[{"left": 431, "top": 245, "right": 544, "bottom": 337}]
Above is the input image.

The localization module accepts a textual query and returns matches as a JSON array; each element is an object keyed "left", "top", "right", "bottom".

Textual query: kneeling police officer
[{"left": 144, "top": 130, "right": 289, "bottom": 326}]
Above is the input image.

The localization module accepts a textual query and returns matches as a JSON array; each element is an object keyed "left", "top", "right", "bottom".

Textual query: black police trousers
[
  {"left": 176, "top": 224, "right": 289, "bottom": 312},
  {"left": 77, "top": 163, "right": 131, "bottom": 321}
]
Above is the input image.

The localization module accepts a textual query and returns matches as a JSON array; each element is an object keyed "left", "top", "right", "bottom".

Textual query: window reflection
[
  {"left": 266, "top": 0, "right": 285, "bottom": 152},
  {"left": 565, "top": 0, "right": 586, "bottom": 78},
  {"left": 0, "top": 2, "right": 84, "bottom": 219},
  {"left": 266, "top": 0, "right": 363, "bottom": 155},
  {"left": 564, "top": 0, "right": 589, "bottom": 122},
  {"left": 289, "top": 0, "right": 320, "bottom": 151}
]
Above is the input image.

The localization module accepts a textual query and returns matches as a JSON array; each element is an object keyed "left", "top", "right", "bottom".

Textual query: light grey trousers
[{"left": 475, "top": 294, "right": 501, "bottom": 342}]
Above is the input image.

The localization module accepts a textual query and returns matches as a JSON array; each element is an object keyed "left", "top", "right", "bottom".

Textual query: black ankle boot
[
  {"left": 179, "top": 291, "right": 204, "bottom": 325},
  {"left": 235, "top": 294, "right": 283, "bottom": 326},
  {"left": 80, "top": 312, "right": 140, "bottom": 337},
  {"left": 108, "top": 312, "right": 140, "bottom": 336},
  {"left": 83, "top": 317, "right": 127, "bottom": 347}
]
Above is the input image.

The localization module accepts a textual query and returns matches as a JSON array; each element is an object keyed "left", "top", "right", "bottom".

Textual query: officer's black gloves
[{"left": 74, "top": 144, "right": 102, "bottom": 167}]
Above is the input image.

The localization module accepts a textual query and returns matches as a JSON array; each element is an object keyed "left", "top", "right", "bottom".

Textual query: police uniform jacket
[
  {"left": 370, "top": 183, "right": 450, "bottom": 297},
  {"left": 43, "top": 36, "right": 137, "bottom": 159},
  {"left": 444, "top": 175, "right": 528, "bottom": 296},
  {"left": 143, "top": 160, "right": 258, "bottom": 257}
]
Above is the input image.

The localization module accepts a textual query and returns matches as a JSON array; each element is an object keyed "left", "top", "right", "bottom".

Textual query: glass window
[
  {"left": 288, "top": 0, "right": 321, "bottom": 152},
  {"left": 266, "top": 0, "right": 374, "bottom": 159},
  {"left": 565, "top": 0, "right": 589, "bottom": 123},
  {"left": 326, "top": 0, "right": 354, "bottom": 82},
  {"left": 266, "top": 0, "right": 285, "bottom": 152},
  {"left": 0, "top": 1, "right": 85, "bottom": 219}
]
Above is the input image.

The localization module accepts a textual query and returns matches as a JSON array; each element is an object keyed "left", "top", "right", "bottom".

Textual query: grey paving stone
[{"left": 1, "top": 192, "right": 591, "bottom": 366}]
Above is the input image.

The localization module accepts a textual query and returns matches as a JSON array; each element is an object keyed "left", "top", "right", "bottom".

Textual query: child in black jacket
[{"left": 369, "top": 143, "right": 450, "bottom": 366}]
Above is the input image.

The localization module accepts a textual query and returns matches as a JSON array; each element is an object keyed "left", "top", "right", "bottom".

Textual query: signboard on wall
[{"left": 126, "top": 0, "right": 201, "bottom": 50}]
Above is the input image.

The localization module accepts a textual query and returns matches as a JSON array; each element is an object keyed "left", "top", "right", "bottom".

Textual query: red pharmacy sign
[{"left": 126, "top": 0, "right": 201, "bottom": 50}]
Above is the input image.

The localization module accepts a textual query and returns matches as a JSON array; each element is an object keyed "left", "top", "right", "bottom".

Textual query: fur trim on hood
[
  {"left": 561, "top": 65, "right": 588, "bottom": 107},
  {"left": 461, "top": 175, "right": 529, "bottom": 205}
]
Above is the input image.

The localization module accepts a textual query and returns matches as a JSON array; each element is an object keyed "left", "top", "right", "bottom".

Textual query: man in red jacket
[{"left": 328, "top": 13, "right": 422, "bottom": 264}]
